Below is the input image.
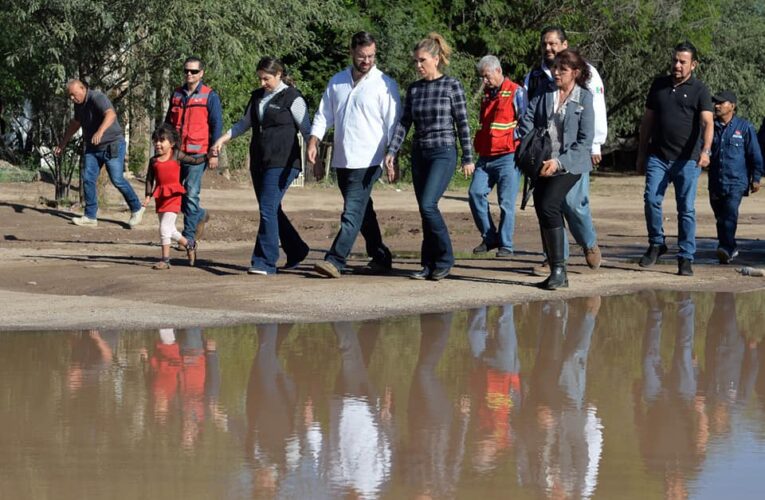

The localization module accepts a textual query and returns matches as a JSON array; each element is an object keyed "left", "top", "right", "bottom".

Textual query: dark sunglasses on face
[{"left": 184, "top": 68, "right": 202, "bottom": 75}]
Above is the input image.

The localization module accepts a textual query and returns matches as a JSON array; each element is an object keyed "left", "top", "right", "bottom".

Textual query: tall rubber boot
[{"left": 540, "top": 226, "right": 568, "bottom": 290}]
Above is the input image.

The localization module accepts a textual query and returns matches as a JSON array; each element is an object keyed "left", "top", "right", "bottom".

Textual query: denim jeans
[
  {"left": 250, "top": 167, "right": 307, "bottom": 274},
  {"left": 709, "top": 190, "right": 745, "bottom": 254},
  {"left": 562, "top": 171, "right": 598, "bottom": 259},
  {"left": 468, "top": 153, "right": 521, "bottom": 250},
  {"left": 643, "top": 294, "right": 696, "bottom": 402},
  {"left": 180, "top": 157, "right": 207, "bottom": 240},
  {"left": 412, "top": 145, "right": 457, "bottom": 271},
  {"left": 82, "top": 140, "right": 141, "bottom": 219},
  {"left": 325, "top": 166, "right": 391, "bottom": 271},
  {"left": 644, "top": 155, "right": 700, "bottom": 260}
]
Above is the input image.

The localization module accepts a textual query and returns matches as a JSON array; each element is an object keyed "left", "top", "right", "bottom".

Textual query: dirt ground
[{"left": 2, "top": 170, "right": 765, "bottom": 331}]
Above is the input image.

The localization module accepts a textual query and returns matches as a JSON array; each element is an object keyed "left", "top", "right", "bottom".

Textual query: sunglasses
[{"left": 184, "top": 68, "right": 202, "bottom": 75}]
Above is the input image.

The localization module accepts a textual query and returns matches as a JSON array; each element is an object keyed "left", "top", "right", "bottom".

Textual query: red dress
[{"left": 150, "top": 158, "right": 186, "bottom": 213}]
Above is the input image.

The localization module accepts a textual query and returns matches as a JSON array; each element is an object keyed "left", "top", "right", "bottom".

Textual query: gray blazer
[{"left": 517, "top": 85, "right": 595, "bottom": 175}]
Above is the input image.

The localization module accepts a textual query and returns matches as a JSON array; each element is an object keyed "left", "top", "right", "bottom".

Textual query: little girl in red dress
[{"left": 143, "top": 124, "right": 205, "bottom": 269}]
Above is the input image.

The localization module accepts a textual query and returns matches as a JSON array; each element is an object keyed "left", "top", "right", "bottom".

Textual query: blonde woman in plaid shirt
[{"left": 386, "top": 33, "right": 474, "bottom": 281}]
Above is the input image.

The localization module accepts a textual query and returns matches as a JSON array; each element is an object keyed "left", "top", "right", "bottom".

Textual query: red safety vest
[
  {"left": 167, "top": 84, "right": 212, "bottom": 154},
  {"left": 473, "top": 78, "right": 521, "bottom": 157}
]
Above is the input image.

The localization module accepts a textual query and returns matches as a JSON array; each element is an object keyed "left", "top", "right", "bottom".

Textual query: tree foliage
[{"left": 2, "top": 0, "right": 764, "bottom": 181}]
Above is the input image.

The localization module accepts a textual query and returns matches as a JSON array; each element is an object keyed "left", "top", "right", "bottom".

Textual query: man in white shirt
[
  {"left": 524, "top": 26, "right": 607, "bottom": 272},
  {"left": 308, "top": 32, "right": 401, "bottom": 278}
]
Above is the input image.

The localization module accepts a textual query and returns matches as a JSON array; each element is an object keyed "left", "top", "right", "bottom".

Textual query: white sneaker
[
  {"left": 72, "top": 216, "right": 98, "bottom": 227},
  {"left": 128, "top": 207, "right": 145, "bottom": 228}
]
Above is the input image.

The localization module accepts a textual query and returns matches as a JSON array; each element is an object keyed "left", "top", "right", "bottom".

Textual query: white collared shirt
[{"left": 310, "top": 66, "right": 401, "bottom": 169}]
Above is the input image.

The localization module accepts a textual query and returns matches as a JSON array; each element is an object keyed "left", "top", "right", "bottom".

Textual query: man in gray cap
[{"left": 708, "top": 90, "right": 763, "bottom": 263}]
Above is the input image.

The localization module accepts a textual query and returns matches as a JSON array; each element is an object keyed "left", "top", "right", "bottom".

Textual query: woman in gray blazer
[{"left": 518, "top": 49, "right": 595, "bottom": 289}]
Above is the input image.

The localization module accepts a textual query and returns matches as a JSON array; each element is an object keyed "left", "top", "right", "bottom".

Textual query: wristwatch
[{"left": 702, "top": 148, "right": 712, "bottom": 156}]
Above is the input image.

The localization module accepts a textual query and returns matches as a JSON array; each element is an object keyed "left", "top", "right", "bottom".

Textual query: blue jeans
[
  {"left": 325, "top": 166, "right": 391, "bottom": 271},
  {"left": 468, "top": 153, "right": 521, "bottom": 250},
  {"left": 250, "top": 167, "right": 307, "bottom": 274},
  {"left": 641, "top": 294, "right": 698, "bottom": 402},
  {"left": 180, "top": 157, "right": 207, "bottom": 240},
  {"left": 82, "top": 140, "right": 141, "bottom": 218},
  {"left": 412, "top": 146, "right": 457, "bottom": 271},
  {"left": 709, "top": 190, "right": 745, "bottom": 254},
  {"left": 562, "top": 172, "right": 598, "bottom": 259},
  {"left": 644, "top": 155, "right": 700, "bottom": 260}
]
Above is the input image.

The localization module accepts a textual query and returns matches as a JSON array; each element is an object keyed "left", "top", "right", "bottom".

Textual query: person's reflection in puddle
[
  {"left": 145, "top": 327, "right": 224, "bottom": 450},
  {"left": 245, "top": 323, "right": 297, "bottom": 497},
  {"left": 516, "top": 297, "right": 602, "bottom": 499},
  {"left": 467, "top": 304, "right": 521, "bottom": 474},
  {"left": 326, "top": 321, "right": 393, "bottom": 499},
  {"left": 705, "top": 292, "right": 748, "bottom": 436},
  {"left": 67, "top": 329, "right": 120, "bottom": 394},
  {"left": 635, "top": 291, "right": 706, "bottom": 500},
  {"left": 243, "top": 323, "right": 334, "bottom": 499},
  {"left": 402, "top": 312, "right": 469, "bottom": 499}
]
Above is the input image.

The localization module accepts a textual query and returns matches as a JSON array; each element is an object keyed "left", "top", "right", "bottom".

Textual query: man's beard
[{"left": 353, "top": 62, "right": 371, "bottom": 75}]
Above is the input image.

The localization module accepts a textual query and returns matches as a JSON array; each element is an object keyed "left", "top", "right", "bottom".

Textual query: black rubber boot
[{"left": 539, "top": 226, "right": 568, "bottom": 290}]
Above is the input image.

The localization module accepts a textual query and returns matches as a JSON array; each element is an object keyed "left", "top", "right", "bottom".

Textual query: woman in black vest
[{"left": 212, "top": 57, "right": 311, "bottom": 275}]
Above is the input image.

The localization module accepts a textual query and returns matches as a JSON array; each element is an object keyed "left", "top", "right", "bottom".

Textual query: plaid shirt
[{"left": 388, "top": 75, "right": 473, "bottom": 164}]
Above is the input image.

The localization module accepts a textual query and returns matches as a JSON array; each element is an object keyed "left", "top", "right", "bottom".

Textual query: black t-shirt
[
  {"left": 646, "top": 75, "right": 712, "bottom": 161},
  {"left": 74, "top": 89, "right": 123, "bottom": 149}
]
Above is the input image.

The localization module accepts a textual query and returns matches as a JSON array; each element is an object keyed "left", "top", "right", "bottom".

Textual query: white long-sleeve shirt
[
  {"left": 310, "top": 66, "right": 401, "bottom": 169},
  {"left": 523, "top": 61, "right": 608, "bottom": 155}
]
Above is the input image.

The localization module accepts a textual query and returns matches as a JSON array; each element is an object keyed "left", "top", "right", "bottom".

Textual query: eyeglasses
[{"left": 184, "top": 68, "right": 202, "bottom": 75}]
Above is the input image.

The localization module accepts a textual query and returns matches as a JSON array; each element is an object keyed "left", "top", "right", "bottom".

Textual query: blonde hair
[{"left": 414, "top": 32, "right": 452, "bottom": 68}]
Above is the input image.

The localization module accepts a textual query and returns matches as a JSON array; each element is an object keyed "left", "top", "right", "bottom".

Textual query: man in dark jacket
[{"left": 709, "top": 91, "right": 763, "bottom": 264}]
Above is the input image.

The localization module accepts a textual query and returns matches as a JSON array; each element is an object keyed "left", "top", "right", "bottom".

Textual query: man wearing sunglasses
[{"left": 165, "top": 56, "right": 223, "bottom": 257}]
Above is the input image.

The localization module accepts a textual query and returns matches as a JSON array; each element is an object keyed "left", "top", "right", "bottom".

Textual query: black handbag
[
  {"left": 516, "top": 127, "right": 552, "bottom": 180},
  {"left": 516, "top": 127, "right": 552, "bottom": 209}
]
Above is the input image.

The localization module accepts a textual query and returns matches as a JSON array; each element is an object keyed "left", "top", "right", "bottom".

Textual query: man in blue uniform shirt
[{"left": 708, "top": 91, "right": 763, "bottom": 264}]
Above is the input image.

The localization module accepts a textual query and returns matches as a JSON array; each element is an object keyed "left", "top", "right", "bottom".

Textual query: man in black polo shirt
[{"left": 636, "top": 41, "right": 713, "bottom": 276}]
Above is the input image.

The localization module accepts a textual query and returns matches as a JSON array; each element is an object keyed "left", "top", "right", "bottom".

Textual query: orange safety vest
[
  {"left": 167, "top": 84, "right": 212, "bottom": 154},
  {"left": 473, "top": 78, "right": 521, "bottom": 157}
]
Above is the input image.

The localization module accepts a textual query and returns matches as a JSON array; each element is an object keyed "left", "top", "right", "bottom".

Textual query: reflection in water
[
  {"left": 403, "top": 312, "right": 469, "bottom": 499},
  {"left": 517, "top": 298, "right": 602, "bottom": 499},
  {"left": 147, "top": 327, "right": 225, "bottom": 449},
  {"left": 3, "top": 292, "right": 765, "bottom": 498},
  {"left": 636, "top": 292, "right": 704, "bottom": 499},
  {"left": 327, "top": 321, "right": 392, "bottom": 499},
  {"left": 467, "top": 305, "right": 521, "bottom": 474}
]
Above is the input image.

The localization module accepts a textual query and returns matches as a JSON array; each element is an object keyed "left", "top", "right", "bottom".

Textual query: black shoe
[
  {"left": 639, "top": 243, "right": 667, "bottom": 267},
  {"left": 716, "top": 247, "right": 739, "bottom": 265},
  {"left": 429, "top": 267, "right": 451, "bottom": 281},
  {"left": 678, "top": 258, "right": 694, "bottom": 276},
  {"left": 410, "top": 267, "right": 431, "bottom": 280},
  {"left": 282, "top": 245, "right": 310, "bottom": 270},
  {"left": 472, "top": 241, "right": 497, "bottom": 254},
  {"left": 539, "top": 264, "right": 569, "bottom": 290},
  {"left": 495, "top": 247, "right": 513, "bottom": 258},
  {"left": 361, "top": 259, "right": 393, "bottom": 275}
]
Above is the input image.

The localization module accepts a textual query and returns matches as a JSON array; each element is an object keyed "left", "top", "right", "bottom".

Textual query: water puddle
[{"left": 2, "top": 291, "right": 765, "bottom": 498}]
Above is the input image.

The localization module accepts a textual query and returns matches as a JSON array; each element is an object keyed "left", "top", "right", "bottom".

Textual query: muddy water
[{"left": 2, "top": 291, "right": 765, "bottom": 499}]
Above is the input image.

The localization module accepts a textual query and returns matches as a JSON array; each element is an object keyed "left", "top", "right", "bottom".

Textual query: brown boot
[{"left": 584, "top": 244, "right": 601, "bottom": 270}]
